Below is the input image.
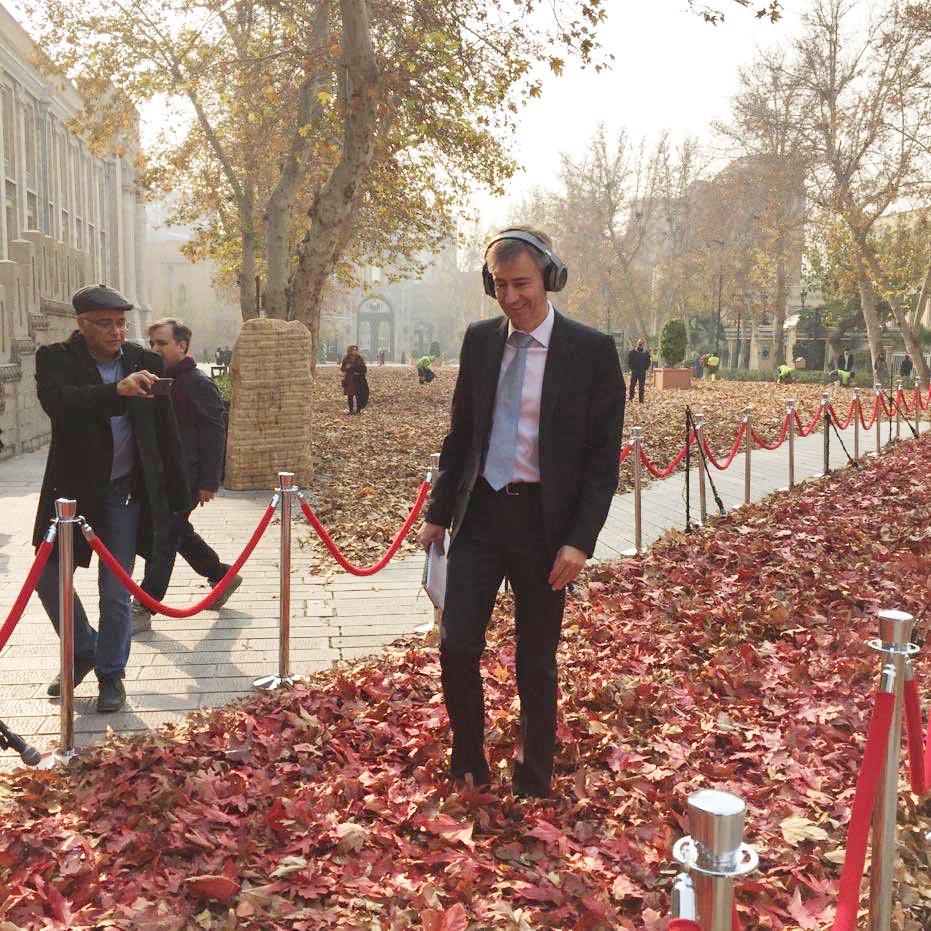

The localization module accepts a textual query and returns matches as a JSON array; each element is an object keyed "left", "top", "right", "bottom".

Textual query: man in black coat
[
  {"left": 131, "top": 318, "right": 241, "bottom": 633},
  {"left": 33, "top": 286, "right": 189, "bottom": 712},
  {"left": 419, "top": 228, "right": 624, "bottom": 798},
  {"left": 627, "top": 339, "right": 651, "bottom": 404}
]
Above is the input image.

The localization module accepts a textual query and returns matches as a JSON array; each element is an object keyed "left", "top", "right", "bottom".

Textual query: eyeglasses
[{"left": 83, "top": 318, "right": 128, "bottom": 333}]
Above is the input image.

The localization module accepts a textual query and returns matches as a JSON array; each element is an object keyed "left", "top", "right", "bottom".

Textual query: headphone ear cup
[
  {"left": 482, "top": 264, "right": 496, "bottom": 298},
  {"left": 543, "top": 261, "right": 568, "bottom": 292}
]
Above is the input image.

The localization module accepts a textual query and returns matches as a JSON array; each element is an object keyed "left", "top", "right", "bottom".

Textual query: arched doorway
[{"left": 357, "top": 296, "right": 395, "bottom": 360}]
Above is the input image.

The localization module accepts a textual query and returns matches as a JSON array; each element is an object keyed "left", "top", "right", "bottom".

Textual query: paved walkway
[{"left": 0, "top": 407, "right": 926, "bottom": 763}]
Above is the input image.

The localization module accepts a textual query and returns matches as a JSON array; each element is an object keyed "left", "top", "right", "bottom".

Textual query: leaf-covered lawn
[
  {"left": 304, "top": 365, "right": 852, "bottom": 566},
  {"left": 2, "top": 436, "right": 929, "bottom": 930}
]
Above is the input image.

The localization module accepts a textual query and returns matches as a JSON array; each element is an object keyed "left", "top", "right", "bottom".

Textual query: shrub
[
  {"left": 718, "top": 368, "right": 829, "bottom": 384},
  {"left": 659, "top": 319, "right": 687, "bottom": 367}
]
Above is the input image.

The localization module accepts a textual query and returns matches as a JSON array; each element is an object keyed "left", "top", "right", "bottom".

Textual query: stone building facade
[{"left": 0, "top": 5, "right": 147, "bottom": 460}]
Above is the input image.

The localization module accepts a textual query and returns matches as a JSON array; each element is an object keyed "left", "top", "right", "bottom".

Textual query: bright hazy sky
[{"left": 477, "top": 0, "right": 808, "bottom": 225}]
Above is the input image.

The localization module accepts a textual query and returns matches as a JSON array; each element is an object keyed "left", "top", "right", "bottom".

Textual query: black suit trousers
[{"left": 440, "top": 480, "right": 565, "bottom": 792}]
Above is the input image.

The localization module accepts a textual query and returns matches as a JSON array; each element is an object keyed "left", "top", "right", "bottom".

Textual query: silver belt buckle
[{"left": 505, "top": 482, "right": 519, "bottom": 496}]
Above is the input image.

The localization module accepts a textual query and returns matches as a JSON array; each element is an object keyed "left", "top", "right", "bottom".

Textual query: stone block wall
[{"left": 224, "top": 318, "right": 314, "bottom": 490}]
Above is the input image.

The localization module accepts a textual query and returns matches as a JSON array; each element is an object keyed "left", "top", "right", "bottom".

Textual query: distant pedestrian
[
  {"left": 705, "top": 352, "right": 720, "bottom": 381},
  {"left": 417, "top": 354, "right": 437, "bottom": 384},
  {"left": 776, "top": 361, "right": 795, "bottom": 384},
  {"left": 900, "top": 354, "right": 913, "bottom": 380},
  {"left": 341, "top": 345, "right": 369, "bottom": 413},
  {"left": 836, "top": 349, "right": 854, "bottom": 373},
  {"left": 626, "top": 339, "right": 651, "bottom": 404},
  {"left": 377, "top": 348, "right": 386, "bottom": 366},
  {"left": 692, "top": 355, "right": 704, "bottom": 379}
]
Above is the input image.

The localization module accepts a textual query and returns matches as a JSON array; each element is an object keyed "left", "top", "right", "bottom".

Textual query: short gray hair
[
  {"left": 148, "top": 317, "right": 192, "bottom": 351},
  {"left": 486, "top": 227, "right": 553, "bottom": 274}
]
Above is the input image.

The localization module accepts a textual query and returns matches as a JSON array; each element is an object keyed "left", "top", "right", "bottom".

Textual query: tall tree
[{"left": 790, "top": 0, "right": 931, "bottom": 386}]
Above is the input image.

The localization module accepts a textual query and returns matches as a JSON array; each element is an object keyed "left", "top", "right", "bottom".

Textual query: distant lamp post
[{"left": 706, "top": 238, "right": 726, "bottom": 358}]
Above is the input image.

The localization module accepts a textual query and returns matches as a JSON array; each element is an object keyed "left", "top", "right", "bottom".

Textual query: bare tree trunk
[
  {"left": 857, "top": 262, "right": 883, "bottom": 377},
  {"left": 238, "top": 185, "right": 258, "bottom": 321},
  {"left": 263, "top": 1, "right": 332, "bottom": 320},
  {"left": 289, "top": 0, "right": 380, "bottom": 363},
  {"left": 856, "top": 233, "right": 931, "bottom": 388},
  {"left": 772, "top": 242, "right": 787, "bottom": 364},
  {"left": 912, "top": 261, "right": 931, "bottom": 328}
]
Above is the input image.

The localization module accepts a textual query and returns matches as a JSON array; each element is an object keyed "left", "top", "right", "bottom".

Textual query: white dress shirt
[{"left": 484, "top": 303, "right": 554, "bottom": 485}]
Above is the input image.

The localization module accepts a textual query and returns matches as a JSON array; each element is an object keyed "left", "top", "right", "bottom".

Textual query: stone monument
[{"left": 224, "top": 318, "right": 313, "bottom": 490}]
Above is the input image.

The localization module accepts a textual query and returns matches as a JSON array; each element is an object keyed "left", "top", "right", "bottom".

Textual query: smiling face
[
  {"left": 488, "top": 247, "right": 549, "bottom": 334},
  {"left": 77, "top": 309, "right": 127, "bottom": 361},
  {"left": 149, "top": 325, "right": 188, "bottom": 369}
]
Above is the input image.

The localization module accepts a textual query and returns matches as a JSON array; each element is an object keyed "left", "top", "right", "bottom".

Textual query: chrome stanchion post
[
  {"left": 875, "top": 384, "right": 882, "bottom": 456},
  {"left": 915, "top": 385, "right": 921, "bottom": 437},
  {"left": 673, "top": 789, "right": 758, "bottom": 931},
  {"left": 867, "top": 609, "right": 917, "bottom": 931},
  {"left": 55, "top": 498, "right": 77, "bottom": 764},
  {"left": 742, "top": 406, "right": 751, "bottom": 507},
  {"left": 821, "top": 391, "right": 831, "bottom": 476},
  {"left": 427, "top": 452, "right": 442, "bottom": 630},
  {"left": 787, "top": 400, "right": 796, "bottom": 489},
  {"left": 622, "top": 427, "right": 643, "bottom": 557},
  {"left": 895, "top": 379, "right": 903, "bottom": 441},
  {"left": 853, "top": 388, "right": 861, "bottom": 461},
  {"left": 694, "top": 413, "right": 707, "bottom": 525},
  {"left": 670, "top": 871, "right": 697, "bottom": 922},
  {"left": 253, "top": 472, "right": 305, "bottom": 692}
]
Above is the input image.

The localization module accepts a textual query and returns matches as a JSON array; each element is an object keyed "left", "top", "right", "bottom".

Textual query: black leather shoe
[
  {"left": 210, "top": 574, "right": 243, "bottom": 609},
  {"left": 96, "top": 676, "right": 126, "bottom": 713},
  {"left": 513, "top": 782, "right": 551, "bottom": 800},
  {"left": 47, "top": 655, "right": 96, "bottom": 697}
]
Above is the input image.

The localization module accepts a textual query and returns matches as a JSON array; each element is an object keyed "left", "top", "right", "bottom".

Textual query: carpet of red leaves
[{"left": 1, "top": 438, "right": 929, "bottom": 930}]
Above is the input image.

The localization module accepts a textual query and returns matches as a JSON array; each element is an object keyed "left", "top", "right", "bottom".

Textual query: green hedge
[
  {"left": 213, "top": 374, "right": 231, "bottom": 401},
  {"left": 717, "top": 368, "right": 830, "bottom": 384}
]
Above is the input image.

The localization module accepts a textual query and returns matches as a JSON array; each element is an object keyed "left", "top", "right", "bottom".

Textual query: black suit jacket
[
  {"left": 32, "top": 333, "right": 190, "bottom": 567},
  {"left": 426, "top": 310, "right": 625, "bottom": 558}
]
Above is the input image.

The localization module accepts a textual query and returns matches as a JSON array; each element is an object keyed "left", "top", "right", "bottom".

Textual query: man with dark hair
[
  {"left": 419, "top": 226, "right": 624, "bottom": 799},
  {"left": 132, "top": 317, "right": 240, "bottom": 633},
  {"left": 627, "top": 339, "right": 651, "bottom": 404},
  {"left": 33, "top": 286, "right": 189, "bottom": 712}
]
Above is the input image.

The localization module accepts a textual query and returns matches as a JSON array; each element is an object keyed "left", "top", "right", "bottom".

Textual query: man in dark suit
[
  {"left": 33, "top": 285, "right": 189, "bottom": 712},
  {"left": 419, "top": 228, "right": 624, "bottom": 798}
]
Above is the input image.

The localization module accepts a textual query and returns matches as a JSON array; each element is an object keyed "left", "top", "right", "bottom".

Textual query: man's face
[
  {"left": 489, "top": 249, "right": 548, "bottom": 333},
  {"left": 149, "top": 325, "right": 188, "bottom": 368},
  {"left": 77, "top": 310, "right": 127, "bottom": 359}
]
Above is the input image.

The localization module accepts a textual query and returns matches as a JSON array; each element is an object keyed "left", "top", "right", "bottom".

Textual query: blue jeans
[{"left": 37, "top": 477, "right": 140, "bottom": 679}]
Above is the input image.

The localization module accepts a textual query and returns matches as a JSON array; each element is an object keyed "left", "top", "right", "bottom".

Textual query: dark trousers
[
  {"left": 629, "top": 369, "right": 646, "bottom": 403},
  {"left": 141, "top": 506, "right": 228, "bottom": 603},
  {"left": 36, "top": 475, "right": 139, "bottom": 678},
  {"left": 440, "top": 479, "right": 565, "bottom": 792},
  {"left": 347, "top": 394, "right": 358, "bottom": 413}
]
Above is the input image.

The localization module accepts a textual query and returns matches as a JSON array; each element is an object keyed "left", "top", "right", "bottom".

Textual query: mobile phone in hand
[{"left": 151, "top": 378, "right": 173, "bottom": 397}]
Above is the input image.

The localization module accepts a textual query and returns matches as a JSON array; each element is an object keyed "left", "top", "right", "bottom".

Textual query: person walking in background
[
  {"left": 131, "top": 318, "right": 241, "bottom": 635},
  {"left": 341, "top": 345, "right": 369, "bottom": 413},
  {"left": 33, "top": 286, "right": 189, "bottom": 712},
  {"left": 627, "top": 339, "right": 651, "bottom": 404},
  {"left": 419, "top": 227, "right": 624, "bottom": 799},
  {"left": 900, "top": 354, "right": 913, "bottom": 382},
  {"left": 377, "top": 348, "right": 386, "bottom": 366}
]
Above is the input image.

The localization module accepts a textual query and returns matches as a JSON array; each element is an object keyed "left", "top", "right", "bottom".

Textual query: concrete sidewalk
[{"left": 0, "top": 404, "right": 926, "bottom": 764}]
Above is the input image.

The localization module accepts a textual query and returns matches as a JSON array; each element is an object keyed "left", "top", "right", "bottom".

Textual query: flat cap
[{"left": 72, "top": 284, "right": 133, "bottom": 314}]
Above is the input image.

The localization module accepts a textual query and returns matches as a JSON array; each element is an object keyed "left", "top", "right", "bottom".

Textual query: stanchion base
[
  {"left": 252, "top": 674, "right": 307, "bottom": 692},
  {"left": 621, "top": 547, "right": 642, "bottom": 557},
  {"left": 43, "top": 748, "right": 77, "bottom": 768}
]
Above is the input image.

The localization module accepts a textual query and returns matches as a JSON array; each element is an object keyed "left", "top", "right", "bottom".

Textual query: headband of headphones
[{"left": 482, "top": 229, "right": 568, "bottom": 297}]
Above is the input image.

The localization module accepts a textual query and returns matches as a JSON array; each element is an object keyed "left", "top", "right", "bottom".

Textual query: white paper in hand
[{"left": 422, "top": 533, "right": 450, "bottom": 609}]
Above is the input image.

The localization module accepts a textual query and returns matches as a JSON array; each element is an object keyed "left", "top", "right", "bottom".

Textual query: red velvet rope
[
  {"left": 86, "top": 504, "right": 275, "bottom": 618},
  {"left": 668, "top": 921, "right": 701, "bottom": 931},
  {"left": 794, "top": 404, "right": 824, "bottom": 437},
  {"left": 299, "top": 481, "right": 430, "bottom": 576},
  {"left": 639, "top": 432, "right": 697, "bottom": 479},
  {"left": 619, "top": 443, "right": 632, "bottom": 465},
  {"left": 702, "top": 421, "right": 746, "bottom": 470},
  {"left": 0, "top": 539, "right": 54, "bottom": 652},
  {"left": 750, "top": 414, "right": 791, "bottom": 451},
  {"left": 830, "top": 690, "right": 896, "bottom": 931},
  {"left": 829, "top": 400, "right": 857, "bottom": 430},
  {"left": 859, "top": 396, "right": 880, "bottom": 430},
  {"left": 903, "top": 678, "right": 928, "bottom": 797}
]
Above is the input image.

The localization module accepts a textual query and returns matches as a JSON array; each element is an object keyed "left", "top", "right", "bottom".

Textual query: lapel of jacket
[
  {"left": 68, "top": 332, "right": 104, "bottom": 386},
  {"left": 477, "top": 316, "right": 510, "bottom": 427},
  {"left": 540, "top": 309, "right": 571, "bottom": 440}
]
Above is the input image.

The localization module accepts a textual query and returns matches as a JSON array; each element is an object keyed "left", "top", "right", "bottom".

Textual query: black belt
[{"left": 478, "top": 477, "right": 541, "bottom": 496}]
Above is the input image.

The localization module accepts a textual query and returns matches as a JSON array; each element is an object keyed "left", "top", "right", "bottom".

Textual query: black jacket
[
  {"left": 627, "top": 347, "right": 651, "bottom": 373},
  {"left": 166, "top": 356, "right": 227, "bottom": 494},
  {"left": 32, "top": 333, "right": 190, "bottom": 567},
  {"left": 426, "top": 310, "right": 625, "bottom": 558}
]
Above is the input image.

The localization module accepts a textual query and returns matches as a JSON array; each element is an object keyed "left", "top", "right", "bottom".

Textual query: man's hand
[
  {"left": 548, "top": 545, "right": 588, "bottom": 591},
  {"left": 198, "top": 490, "right": 216, "bottom": 506},
  {"left": 418, "top": 522, "right": 447, "bottom": 554},
  {"left": 117, "top": 370, "right": 158, "bottom": 398}
]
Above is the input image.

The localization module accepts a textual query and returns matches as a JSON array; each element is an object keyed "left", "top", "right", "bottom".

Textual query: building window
[
  {"left": 1, "top": 87, "right": 15, "bottom": 176},
  {"left": 24, "top": 105, "right": 37, "bottom": 230},
  {"left": 6, "top": 181, "right": 17, "bottom": 241}
]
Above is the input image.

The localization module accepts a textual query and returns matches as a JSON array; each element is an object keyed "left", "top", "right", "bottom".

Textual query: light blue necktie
[{"left": 484, "top": 331, "right": 536, "bottom": 490}]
